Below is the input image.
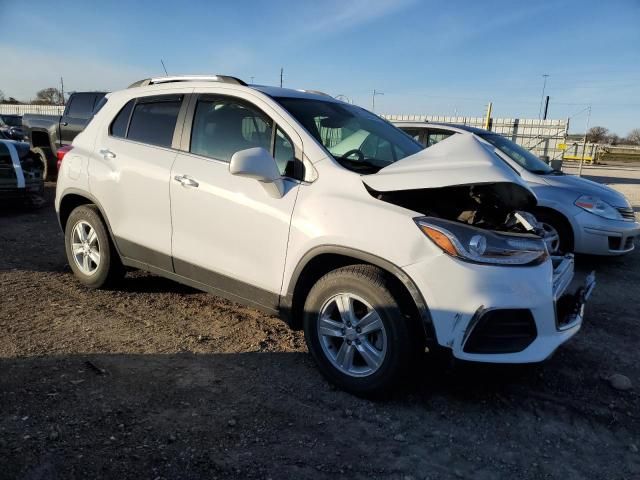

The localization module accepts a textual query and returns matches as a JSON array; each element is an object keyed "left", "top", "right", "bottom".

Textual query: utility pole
[
  {"left": 578, "top": 105, "right": 592, "bottom": 177},
  {"left": 538, "top": 74, "right": 549, "bottom": 119},
  {"left": 250, "top": 76, "right": 255, "bottom": 84},
  {"left": 60, "top": 77, "right": 65, "bottom": 106},
  {"left": 280, "top": 68, "right": 283, "bottom": 88},
  {"left": 372, "top": 89, "right": 384, "bottom": 112},
  {"left": 543, "top": 95, "right": 550, "bottom": 120}
]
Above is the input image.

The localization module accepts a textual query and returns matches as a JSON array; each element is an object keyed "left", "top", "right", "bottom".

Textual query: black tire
[
  {"left": 64, "top": 205, "right": 124, "bottom": 289},
  {"left": 32, "top": 147, "right": 54, "bottom": 181},
  {"left": 303, "top": 265, "right": 419, "bottom": 396},
  {"left": 535, "top": 209, "right": 574, "bottom": 254}
]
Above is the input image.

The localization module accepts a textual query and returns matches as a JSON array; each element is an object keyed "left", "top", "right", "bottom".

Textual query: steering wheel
[{"left": 339, "top": 149, "right": 365, "bottom": 162}]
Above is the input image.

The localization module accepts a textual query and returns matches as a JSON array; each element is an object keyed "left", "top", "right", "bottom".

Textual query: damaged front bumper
[{"left": 403, "top": 253, "right": 595, "bottom": 363}]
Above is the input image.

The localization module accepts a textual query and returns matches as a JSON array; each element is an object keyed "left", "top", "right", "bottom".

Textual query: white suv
[{"left": 55, "top": 75, "right": 594, "bottom": 395}]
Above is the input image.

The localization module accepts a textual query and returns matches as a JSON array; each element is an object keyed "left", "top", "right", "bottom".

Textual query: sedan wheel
[{"left": 540, "top": 221, "right": 561, "bottom": 254}]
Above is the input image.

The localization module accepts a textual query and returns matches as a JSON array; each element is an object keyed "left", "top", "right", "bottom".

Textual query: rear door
[
  {"left": 60, "top": 93, "right": 101, "bottom": 147},
  {"left": 90, "top": 93, "right": 187, "bottom": 271}
]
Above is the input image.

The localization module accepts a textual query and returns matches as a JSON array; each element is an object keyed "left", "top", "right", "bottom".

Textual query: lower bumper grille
[
  {"left": 608, "top": 236, "right": 635, "bottom": 251},
  {"left": 463, "top": 309, "right": 537, "bottom": 354}
]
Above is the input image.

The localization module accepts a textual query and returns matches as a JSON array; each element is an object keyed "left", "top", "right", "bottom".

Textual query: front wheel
[
  {"left": 535, "top": 210, "right": 573, "bottom": 254},
  {"left": 303, "top": 265, "right": 418, "bottom": 396}
]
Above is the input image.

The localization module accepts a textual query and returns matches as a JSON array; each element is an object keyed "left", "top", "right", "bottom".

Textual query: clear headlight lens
[
  {"left": 574, "top": 195, "right": 622, "bottom": 220},
  {"left": 415, "top": 217, "right": 548, "bottom": 266}
]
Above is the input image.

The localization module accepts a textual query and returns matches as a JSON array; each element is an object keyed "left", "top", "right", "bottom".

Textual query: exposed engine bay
[{"left": 368, "top": 182, "right": 546, "bottom": 236}]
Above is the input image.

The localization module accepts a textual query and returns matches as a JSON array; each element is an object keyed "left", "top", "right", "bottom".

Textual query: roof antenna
[{"left": 160, "top": 59, "right": 169, "bottom": 76}]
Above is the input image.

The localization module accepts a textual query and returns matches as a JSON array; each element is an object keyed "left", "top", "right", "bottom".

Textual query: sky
[{"left": 1, "top": 0, "right": 639, "bottom": 135}]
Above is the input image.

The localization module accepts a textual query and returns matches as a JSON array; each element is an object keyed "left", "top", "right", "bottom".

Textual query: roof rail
[{"left": 128, "top": 75, "right": 247, "bottom": 88}]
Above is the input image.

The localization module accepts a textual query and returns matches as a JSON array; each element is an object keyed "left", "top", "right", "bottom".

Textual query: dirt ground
[{"left": 1, "top": 166, "right": 639, "bottom": 479}]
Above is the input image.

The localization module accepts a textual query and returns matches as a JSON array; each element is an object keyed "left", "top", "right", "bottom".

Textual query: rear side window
[
  {"left": 127, "top": 97, "right": 182, "bottom": 148},
  {"left": 66, "top": 94, "right": 97, "bottom": 119},
  {"left": 110, "top": 100, "right": 135, "bottom": 138},
  {"left": 426, "top": 130, "right": 454, "bottom": 147}
]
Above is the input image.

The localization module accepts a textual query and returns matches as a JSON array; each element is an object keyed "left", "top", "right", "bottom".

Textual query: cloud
[
  {"left": 298, "top": 0, "right": 417, "bottom": 34},
  {"left": 0, "top": 45, "right": 151, "bottom": 101}
]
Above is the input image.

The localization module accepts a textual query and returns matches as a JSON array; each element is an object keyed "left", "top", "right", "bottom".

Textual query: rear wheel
[
  {"left": 64, "top": 205, "right": 123, "bottom": 288},
  {"left": 31, "top": 147, "right": 54, "bottom": 181},
  {"left": 303, "top": 265, "right": 418, "bottom": 396}
]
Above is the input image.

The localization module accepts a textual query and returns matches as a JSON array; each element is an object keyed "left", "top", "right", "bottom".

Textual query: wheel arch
[
  {"left": 58, "top": 189, "right": 122, "bottom": 258},
  {"left": 281, "top": 246, "right": 435, "bottom": 342}
]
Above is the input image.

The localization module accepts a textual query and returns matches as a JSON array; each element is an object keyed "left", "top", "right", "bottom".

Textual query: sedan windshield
[
  {"left": 478, "top": 133, "right": 553, "bottom": 174},
  {"left": 274, "top": 97, "right": 422, "bottom": 174}
]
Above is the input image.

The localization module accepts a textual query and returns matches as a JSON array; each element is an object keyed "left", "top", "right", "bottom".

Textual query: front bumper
[
  {"left": 403, "top": 253, "right": 594, "bottom": 363},
  {"left": 573, "top": 210, "right": 639, "bottom": 255}
]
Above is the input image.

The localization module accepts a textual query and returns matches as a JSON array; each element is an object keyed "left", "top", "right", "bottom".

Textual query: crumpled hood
[
  {"left": 362, "top": 133, "right": 530, "bottom": 192},
  {"left": 541, "top": 172, "right": 630, "bottom": 207}
]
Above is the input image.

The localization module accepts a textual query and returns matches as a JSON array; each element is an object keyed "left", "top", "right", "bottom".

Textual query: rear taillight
[{"left": 56, "top": 145, "right": 73, "bottom": 171}]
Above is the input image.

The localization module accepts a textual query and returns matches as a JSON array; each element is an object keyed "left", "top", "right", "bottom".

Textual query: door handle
[
  {"left": 99, "top": 148, "right": 116, "bottom": 159},
  {"left": 61, "top": 122, "right": 68, "bottom": 126},
  {"left": 174, "top": 175, "right": 199, "bottom": 188}
]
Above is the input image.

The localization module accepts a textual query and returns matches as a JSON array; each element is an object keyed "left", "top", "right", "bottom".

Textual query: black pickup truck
[{"left": 22, "top": 91, "right": 107, "bottom": 179}]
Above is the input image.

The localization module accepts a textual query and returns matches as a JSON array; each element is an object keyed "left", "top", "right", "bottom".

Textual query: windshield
[
  {"left": 478, "top": 133, "right": 553, "bottom": 174},
  {"left": 1, "top": 116, "right": 21, "bottom": 127},
  {"left": 274, "top": 97, "right": 422, "bottom": 173}
]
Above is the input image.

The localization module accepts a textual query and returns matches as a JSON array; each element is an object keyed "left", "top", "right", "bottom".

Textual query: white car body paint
[{"left": 55, "top": 80, "right": 591, "bottom": 364}]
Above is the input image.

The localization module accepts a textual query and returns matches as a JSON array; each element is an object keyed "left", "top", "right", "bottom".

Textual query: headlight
[
  {"left": 415, "top": 217, "right": 548, "bottom": 266},
  {"left": 574, "top": 195, "right": 622, "bottom": 220}
]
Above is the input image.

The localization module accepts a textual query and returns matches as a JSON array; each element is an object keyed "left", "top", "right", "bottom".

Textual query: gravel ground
[{"left": 1, "top": 168, "right": 639, "bottom": 479}]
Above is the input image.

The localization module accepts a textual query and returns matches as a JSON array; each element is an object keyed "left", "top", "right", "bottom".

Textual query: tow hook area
[{"left": 556, "top": 270, "right": 596, "bottom": 331}]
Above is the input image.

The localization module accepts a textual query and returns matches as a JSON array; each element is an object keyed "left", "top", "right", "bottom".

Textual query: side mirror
[{"left": 229, "top": 147, "right": 284, "bottom": 198}]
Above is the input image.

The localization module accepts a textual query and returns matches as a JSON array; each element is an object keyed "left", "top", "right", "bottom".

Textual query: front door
[{"left": 170, "top": 94, "right": 301, "bottom": 310}]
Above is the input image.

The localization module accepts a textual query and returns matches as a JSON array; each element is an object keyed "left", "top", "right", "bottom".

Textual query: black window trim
[{"left": 180, "top": 93, "right": 304, "bottom": 180}]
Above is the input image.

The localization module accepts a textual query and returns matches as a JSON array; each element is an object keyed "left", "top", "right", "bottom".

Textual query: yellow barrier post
[{"left": 484, "top": 102, "right": 493, "bottom": 130}]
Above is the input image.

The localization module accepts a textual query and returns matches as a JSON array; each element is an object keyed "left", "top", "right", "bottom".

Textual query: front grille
[
  {"left": 463, "top": 309, "right": 537, "bottom": 354},
  {"left": 616, "top": 207, "right": 636, "bottom": 221}
]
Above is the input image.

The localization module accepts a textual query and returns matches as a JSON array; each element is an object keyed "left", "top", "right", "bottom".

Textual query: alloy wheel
[
  {"left": 317, "top": 293, "right": 388, "bottom": 378},
  {"left": 71, "top": 220, "right": 101, "bottom": 275},
  {"left": 540, "top": 222, "right": 561, "bottom": 254}
]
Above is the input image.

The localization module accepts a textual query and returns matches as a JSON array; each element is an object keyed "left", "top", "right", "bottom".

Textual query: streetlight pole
[
  {"left": 538, "top": 74, "right": 549, "bottom": 119},
  {"left": 372, "top": 89, "right": 384, "bottom": 112},
  {"left": 578, "top": 105, "right": 592, "bottom": 177}
]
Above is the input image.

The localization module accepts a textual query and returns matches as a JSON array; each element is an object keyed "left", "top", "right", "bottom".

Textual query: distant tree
[
  {"left": 607, "top": 134, "right": 621, "bottom": 145},
  {"left": 4, "top": 97, "right": 21, "bottom": 104},
  {"left": 34, "top": 87, "right": 64, "bottom": 105},
  {"left": 626, "top": 129, "right": 640, "bottom": 146},
  {"left": 0, "top": 90, "right": 5, "bottom": 102},
  {"left": 586, "top": 126, "right": 609, "bottom": 143}
]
